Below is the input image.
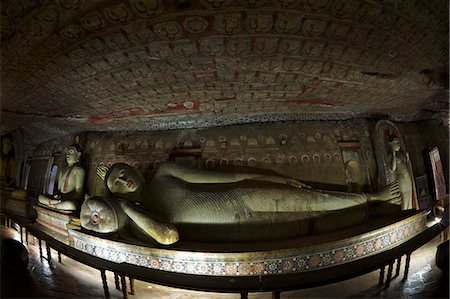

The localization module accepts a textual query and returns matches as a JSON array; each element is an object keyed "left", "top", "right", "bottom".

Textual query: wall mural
[
  {"left": 1, "top": 0, "right": 448, "bottom": 145},
  {"left": 30, "top": 120, "right": 377, "bottom": 197}
]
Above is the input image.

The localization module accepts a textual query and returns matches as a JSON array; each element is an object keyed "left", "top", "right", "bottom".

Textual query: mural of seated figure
[
  {"left": 80, "top": 162, "right": 403, "bottom": 245},
  {"left": 38, "top": 144, "right": 85, "bottom": 211}
]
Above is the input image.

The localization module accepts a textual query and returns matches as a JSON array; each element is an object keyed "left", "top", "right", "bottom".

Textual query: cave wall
[
  {"left": 26, "top": 119, "right": 448, "bottom": 203},
  {"left": 29, "top": 119, "right": 378, "bottom": 197},
  {"left": 397, "top": 120, "right": 449, "bottom": 188}
]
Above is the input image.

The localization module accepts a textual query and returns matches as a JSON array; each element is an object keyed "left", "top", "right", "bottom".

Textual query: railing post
[
  {"left": 378, "top": 264, "right": 385, "bottom": 285},
  {"left": 394, "top": 256, "right": 402, "bottom": 278},
  {"left": 100, "top": 269, "right": 110, "bottom": 297},
  {"left": 114, "top": 273, "right": 120, "bottom": 290},
  {"left": 46, "top": 243, "right": 52, "bottom": 267},
  {"left": 129, "top": 277, "right": 135, "bottom": 295},
  {"left": 120, "top": 275, "right": 128, "bottom": 299},
  {"left": 403, "top": 252, "right": 412, "bottom": 281},
  {"left": 384, "top": 260, "right": 394, "bottom": 289},
  {"left": 38, "top": 239, "right": 43, "bottom": 257}
]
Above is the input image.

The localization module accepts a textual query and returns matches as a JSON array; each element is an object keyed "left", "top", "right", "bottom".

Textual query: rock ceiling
[{"left": 1, "top": 0, "right": 448, "bottom": 144}]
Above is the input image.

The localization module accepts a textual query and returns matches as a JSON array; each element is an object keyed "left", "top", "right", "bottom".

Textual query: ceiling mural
[{"left": 1, "top": 0, "right": 448, "bottom": 144}]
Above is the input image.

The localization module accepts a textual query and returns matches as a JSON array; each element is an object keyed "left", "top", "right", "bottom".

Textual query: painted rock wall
[{"left": 30, "top": 119, "right": 377, "bottom": 197}]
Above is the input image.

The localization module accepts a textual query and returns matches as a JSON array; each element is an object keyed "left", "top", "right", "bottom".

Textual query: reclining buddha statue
[
  {"left": 38, "top": 144, "right": 85, "bottom": 211},
  {"left": 81, "top": 161, "right": 403, "bottom": 245}
]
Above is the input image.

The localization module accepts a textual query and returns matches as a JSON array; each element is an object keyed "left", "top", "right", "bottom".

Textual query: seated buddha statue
[
  {"left": 81, "top": 162, "right": 402, "bottom": 245},
  {"left": 38, "top": 144, "right": 85, "bottom": 211}
]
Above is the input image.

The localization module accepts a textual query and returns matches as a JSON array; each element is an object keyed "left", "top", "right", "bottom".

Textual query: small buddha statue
[{"left": 38, "top": 144, "right": 85, "bottom": 211}]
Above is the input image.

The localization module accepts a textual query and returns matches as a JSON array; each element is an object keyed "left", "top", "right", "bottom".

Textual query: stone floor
[{"left": 1, "top": 225, "right": 448, "bottom": 299}]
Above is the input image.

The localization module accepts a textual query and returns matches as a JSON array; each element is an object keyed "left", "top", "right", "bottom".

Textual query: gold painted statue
[
  {"left": 389, "top": 137, "right": 419, "bottom": 210},
  {"left": 81, "top": 162, "right": 401, "bottom": 245},
  {"left": 38, "top": 144, "right": 85, "bottom": 211}
]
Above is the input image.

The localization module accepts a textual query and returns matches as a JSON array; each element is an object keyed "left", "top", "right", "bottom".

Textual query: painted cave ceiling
[{"left": 1, "top": 0, "right": 449, "bottom": 144}]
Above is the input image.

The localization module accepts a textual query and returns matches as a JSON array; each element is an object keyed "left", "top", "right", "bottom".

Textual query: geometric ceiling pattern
[{"left": 1, "top": 0, "right": 448, "bottom": 144}]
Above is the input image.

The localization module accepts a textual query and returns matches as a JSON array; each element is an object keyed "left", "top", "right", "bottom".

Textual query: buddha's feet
[
  {"left": 372, "top": 181, "right": 402, "bottom": 205},
  {"left": 38, "top": 194, "right": 50, "bottom": 205}
]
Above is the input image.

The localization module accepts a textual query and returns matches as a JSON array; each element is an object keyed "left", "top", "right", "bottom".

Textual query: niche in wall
[
  {"left": 46, "top": 152, "right": 62, "bottom": 195},
  {"left": 27, "top": 156, "right": 54, "bottom": 194},
  {"left": 338, "top": 141, "right": 372, "bottom": 193},
  {"left": 20, "top": 159, "right": 31, "bottom": 190}
]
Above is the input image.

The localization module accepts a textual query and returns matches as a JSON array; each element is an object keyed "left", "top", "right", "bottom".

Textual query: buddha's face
[
  {"left": 66, "top": 146, "right": 81, "bottom": 165},
  {"left": 390, "top": 139, "right": 401, "bottom": 152},
  {"left": 106, "top": 165, "right": 142, "bottom": 195}
]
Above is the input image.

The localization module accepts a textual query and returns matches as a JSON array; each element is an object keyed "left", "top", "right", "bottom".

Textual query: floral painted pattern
[
  {"left": 68, "top": 212, "right": 428, "bottom": 277},
  {"left": 35, "top": 206, "right": 71, "bottom": 235}
]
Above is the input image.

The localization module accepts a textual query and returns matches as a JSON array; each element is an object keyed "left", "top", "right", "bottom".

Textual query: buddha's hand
[
  {"left": 118, "top": 199, "right": 179, "bottom": 245},
  {"left": 97, "top": 165, "right": 109, "bottom": 180},
  {"left": 286, "top": 178, "right": 311, "bottom": 189}
]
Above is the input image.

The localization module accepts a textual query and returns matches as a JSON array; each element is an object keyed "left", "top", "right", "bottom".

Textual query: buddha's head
[
  {"left": 105, "top": 163, "right": 144, "bottom": 196},
  {"left": 389, "top": 137, "right": 401, "bottom": 152},
  {"left": 66, "top": 144, "right": 82, "bottom": 165}
]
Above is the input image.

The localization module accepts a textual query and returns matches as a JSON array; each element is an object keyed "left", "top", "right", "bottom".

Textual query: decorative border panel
[
  {"left": 69, "top": 211, "right": 428, "bottom": 277},
  {"left": 35, "top": 205, "right": 72, "bottom": 236}
]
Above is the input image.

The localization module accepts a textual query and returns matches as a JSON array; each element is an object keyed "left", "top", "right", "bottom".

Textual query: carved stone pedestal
[{"left": 34, "top": 205, "right": 74, "bottom": 237}]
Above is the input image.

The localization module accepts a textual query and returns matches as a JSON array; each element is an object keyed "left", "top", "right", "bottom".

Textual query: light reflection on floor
[{"left": 1, "top": 225, "right": 448, "bottom": 298}]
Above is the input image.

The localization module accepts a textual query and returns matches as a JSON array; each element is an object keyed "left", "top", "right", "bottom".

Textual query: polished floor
[{"left": 1, "top": 225, "right": 448, "bottom": 299}]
